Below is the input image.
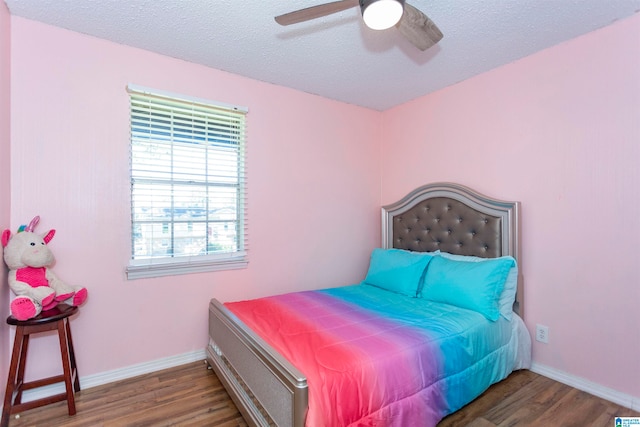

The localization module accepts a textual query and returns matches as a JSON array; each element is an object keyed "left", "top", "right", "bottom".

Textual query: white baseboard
[
  {"left": 16, "top": 348, "right": 207, "bottom": 404},
  {"left": 531, "top": 362, "right": 640, "bottom": 411}
]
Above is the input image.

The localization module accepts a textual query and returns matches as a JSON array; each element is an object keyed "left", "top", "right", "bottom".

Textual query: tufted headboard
[{"left": 381, "top": 182, "right": 523, "bottom": 317}]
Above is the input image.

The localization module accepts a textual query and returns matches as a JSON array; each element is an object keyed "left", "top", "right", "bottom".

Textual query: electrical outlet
[{"left": 536, "top": 324, "right": 549, "bottom": 344}]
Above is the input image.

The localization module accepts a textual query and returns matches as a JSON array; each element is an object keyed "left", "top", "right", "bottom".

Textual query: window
[{"left": 126, "top": 84, "right": 248, "bottom": 279}]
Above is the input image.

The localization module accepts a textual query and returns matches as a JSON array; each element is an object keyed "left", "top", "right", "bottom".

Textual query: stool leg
[
  {"left": 13, "top": 332, "right": 30, "bottom": 405},
  {"left": 1, "top": 327, "right": 25, "bottom": 427},
  {"left": 57, "top": 319, "right": 76, "bottom": 416},
  {"left": 65, "top": 317, "right": 80, "bottom": 392}
]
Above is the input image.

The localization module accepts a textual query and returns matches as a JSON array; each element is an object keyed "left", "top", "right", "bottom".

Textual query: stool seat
[
  {"left": 2, "top": 304, "right": 80, "bottom": 427},
  {"left": 6, "top": 304, "right": 78, "bottom": 326}
]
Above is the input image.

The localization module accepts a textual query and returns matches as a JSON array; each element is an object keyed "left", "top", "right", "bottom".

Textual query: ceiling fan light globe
[{"left": 361, "top": 0, "right": 405, "bottom": 30}]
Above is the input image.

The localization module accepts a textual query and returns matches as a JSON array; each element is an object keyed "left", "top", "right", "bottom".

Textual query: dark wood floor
[{"left": 6, "top": 360, "right": 638, "bottom": 426}]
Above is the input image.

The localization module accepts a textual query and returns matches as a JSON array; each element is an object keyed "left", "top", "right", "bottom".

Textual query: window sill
[{"left": 127, "top": 255, "right": 247, "bottom": 280}]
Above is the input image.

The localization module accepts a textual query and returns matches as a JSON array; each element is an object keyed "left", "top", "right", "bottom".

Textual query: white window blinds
[{"left": 126, "top": 85, "right": 248, "bottom": 279}]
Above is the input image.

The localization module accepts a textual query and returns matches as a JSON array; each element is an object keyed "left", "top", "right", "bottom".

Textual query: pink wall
[
  {"left": 0, "top": 0, "right": 11, "bottom": 405},
  {"left": 4, "top": 9, "right": 638, "bottom": 406},
  {"left": 381, "top": 15, "right": 640, "bottom": 398},
  {"left": 8, "top": 17, "right": 381, "bottom": 379}
]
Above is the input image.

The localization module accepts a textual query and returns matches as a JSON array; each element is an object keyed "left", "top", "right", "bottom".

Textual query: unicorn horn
[{"left": 25, "top": 216, "right": 40, "bottom": 232}]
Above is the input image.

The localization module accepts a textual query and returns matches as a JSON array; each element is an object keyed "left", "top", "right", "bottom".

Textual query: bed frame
[{"left": 206, "top": 182, "right": 522, "bottom": 427}]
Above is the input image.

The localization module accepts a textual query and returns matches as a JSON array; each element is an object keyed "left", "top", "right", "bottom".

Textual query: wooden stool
[{"left": 1, "top": 304, "right": 80, "bottom": 427}]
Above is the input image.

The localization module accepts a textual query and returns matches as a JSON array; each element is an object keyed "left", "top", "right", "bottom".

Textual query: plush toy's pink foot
[
  {"left": 42, "top": 300, "right": 58, "bottom": 311},
  {"left": 41, "top": 293, "right": 56, "bottom": 309},
  {"left": 11, "top": 297, "right": 38, "bottom": 321},
  {"left": 55, "top": 292, "right": 74, "bottom": 302},
  {"left": 72, "top": 288, "right": 88, "bottom": 306}
]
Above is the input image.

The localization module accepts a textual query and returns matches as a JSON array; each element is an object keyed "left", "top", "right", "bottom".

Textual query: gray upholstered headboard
[{"left": 381, "top": 182, "right": 523, "bottom": 317}]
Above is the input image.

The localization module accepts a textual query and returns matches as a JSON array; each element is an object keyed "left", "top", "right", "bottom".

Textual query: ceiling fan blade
[
  {"left": 275, "top": 0, "right": 359, "bottom": 26},
  {"left": 396, "top": 3, "right": 443, "bottom": 51}
]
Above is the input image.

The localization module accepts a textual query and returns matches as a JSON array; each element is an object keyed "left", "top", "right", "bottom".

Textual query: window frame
[{"left": 126, "top": 84, "right": 248, "bottom": 280}]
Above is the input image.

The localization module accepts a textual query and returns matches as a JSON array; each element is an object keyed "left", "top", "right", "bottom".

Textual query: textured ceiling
[{"left": 5, "top": 0, "right": 640, "bottom": 111}]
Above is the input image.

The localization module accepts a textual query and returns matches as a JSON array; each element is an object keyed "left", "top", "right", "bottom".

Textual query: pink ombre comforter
[{"left": 226, "top": 284, "right": 526, "bottom": 427}]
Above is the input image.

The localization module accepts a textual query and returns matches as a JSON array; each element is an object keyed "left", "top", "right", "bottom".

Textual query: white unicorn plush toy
[{"left": 2, "top": 216, "right": 88, "bottom": 320}]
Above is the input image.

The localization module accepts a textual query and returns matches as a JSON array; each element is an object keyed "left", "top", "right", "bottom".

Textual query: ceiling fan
[{"left": 275, "top": 0, "right": 443, "bottom": 51}]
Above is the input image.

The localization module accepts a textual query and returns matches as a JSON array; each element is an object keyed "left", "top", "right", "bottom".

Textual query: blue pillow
[
  {"left": 437, "top": 252, "right": 518, "bottom": 320},
  {"left": 363, "top": 249, "right": 434, "bottom": 297},
  {"left": 421, "top": 255, "right": 515, "bottom": 321}
]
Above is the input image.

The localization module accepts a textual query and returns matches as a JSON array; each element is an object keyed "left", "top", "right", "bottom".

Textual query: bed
[{"left": 206, "top": 182, "right": 532, "bottom": 427}]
